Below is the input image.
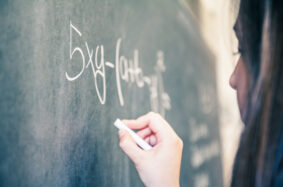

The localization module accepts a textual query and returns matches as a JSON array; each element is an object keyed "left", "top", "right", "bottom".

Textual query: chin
[
  {"left": 238, "top": 95, "right": 248, "bottom": 125},
  {"left": 240, "top": 107, "right": 248, "bottom": 125}
]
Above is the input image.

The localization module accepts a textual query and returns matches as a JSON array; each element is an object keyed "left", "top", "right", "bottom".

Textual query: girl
[{"left": 118, "top": 0, "right": 283, "bottom": 186}]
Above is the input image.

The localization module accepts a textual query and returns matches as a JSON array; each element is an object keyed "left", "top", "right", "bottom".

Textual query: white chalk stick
[{"left": 114, "top": 119, "right": 152, "bottom": 150}]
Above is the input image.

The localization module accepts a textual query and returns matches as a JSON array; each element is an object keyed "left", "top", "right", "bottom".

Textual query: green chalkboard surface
[{"left": 0, "top": 0, "right": 223, "bottom": 186}]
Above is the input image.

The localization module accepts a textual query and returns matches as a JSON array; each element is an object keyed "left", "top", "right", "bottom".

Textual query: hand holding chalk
[
  {"left": 114, "top": 119, "right": 152, "bottom": 150},
  {"left": 116, "top": 112, "right": 183, "bottom": 187}
]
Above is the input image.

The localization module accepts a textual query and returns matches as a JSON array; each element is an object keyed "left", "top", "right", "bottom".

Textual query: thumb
[{"left": 119, "top": 130, "right": 145, "bottom": 165}]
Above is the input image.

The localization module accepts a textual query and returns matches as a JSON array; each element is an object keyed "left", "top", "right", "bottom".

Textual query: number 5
[{"left": 66, "top": 21, "right": 85, "bottom": 81}]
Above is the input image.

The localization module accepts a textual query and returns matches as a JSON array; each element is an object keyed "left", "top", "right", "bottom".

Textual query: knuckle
[
  {"left": 155, "top": 113, "right": 162, "bottom": 119},
  {"left": 148, "top": 111, "right": 156, "bottom": 117},
  {"left": 148, "top": 111, "right": 162, "bottom": 119},
  {"left": 179, "top": 138, "right": 184, "bottom": 149},
  {"left": 173, "top": 137, "right": 183, "bottom": 149}
]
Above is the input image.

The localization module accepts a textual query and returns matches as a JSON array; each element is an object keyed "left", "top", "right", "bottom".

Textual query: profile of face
[{"left": 229, "top": 18, "right": 249, "bottom": 122}]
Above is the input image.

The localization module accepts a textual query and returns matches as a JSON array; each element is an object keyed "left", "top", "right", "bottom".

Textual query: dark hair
[{"left": 231, "top": 0, "right": 283, "bottom": 186}]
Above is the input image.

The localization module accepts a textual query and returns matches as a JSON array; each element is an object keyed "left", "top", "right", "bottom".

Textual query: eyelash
[{"left": 233, "top": 48, "right": 244, "bottom": 56}]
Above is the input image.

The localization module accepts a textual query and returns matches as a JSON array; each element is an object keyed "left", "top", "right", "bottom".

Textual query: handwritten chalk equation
[{"left": 65, "top": 21, "right": 171, "bottom": 116}]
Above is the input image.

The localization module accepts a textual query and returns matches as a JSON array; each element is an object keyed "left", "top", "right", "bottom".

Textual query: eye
[
  {"left": 238, "top": 48, "right": 244, "bottom": 54},
  {"left": 233, "top": 48, "right": 244, "bottom": 56},
  {"left": 233, "top": 51, "right": 240, "bottom": 56}
]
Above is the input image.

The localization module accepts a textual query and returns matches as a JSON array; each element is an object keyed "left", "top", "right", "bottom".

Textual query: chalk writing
[
  {"left": 194, "top": 173, "right": 209, "bottom": 187},
  {"left": 65, "top": 21, "right": 171, "bottom": 116},
  {"left": 191, "top": 140, "right": 220, "bottom": 168},
  {"left": 188, "top": 118, "right": 220, "bottom": 186},
  {"left": 189, "top": 119, "right": 209, "bottom": 142},
  {"left": 188, "top": 118, "right": 220, "bottom": 169}
]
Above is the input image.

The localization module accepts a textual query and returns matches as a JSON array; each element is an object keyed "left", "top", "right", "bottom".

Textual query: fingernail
[{"left": 119, "top": 129, "right": 126, "bottom": 138}]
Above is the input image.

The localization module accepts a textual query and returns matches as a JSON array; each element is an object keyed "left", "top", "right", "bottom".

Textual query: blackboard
[{"left": 0, "top": 0, "right": 223, "bottom": 186}]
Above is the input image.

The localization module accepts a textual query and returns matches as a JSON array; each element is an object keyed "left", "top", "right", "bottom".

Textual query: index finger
[
  {"left": 122, "top": 119, "right": 147, "bottom": 130},
  {"left": 123, "top": 112, "right": 170, "bottom": 135}
]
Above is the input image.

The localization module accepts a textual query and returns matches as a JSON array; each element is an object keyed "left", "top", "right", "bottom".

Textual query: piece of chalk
[{"left": 114, "top": 119, "right": 152, "bottom": 150}]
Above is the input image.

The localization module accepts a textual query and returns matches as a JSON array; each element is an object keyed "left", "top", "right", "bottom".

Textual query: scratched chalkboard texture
[{"left": 0, "top": 0, "right": 223, "bottom": 186}]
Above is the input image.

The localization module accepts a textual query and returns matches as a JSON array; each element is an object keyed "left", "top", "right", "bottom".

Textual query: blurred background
[{"left": 184, "top": 0, "right": 243, "bottom": 186}]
